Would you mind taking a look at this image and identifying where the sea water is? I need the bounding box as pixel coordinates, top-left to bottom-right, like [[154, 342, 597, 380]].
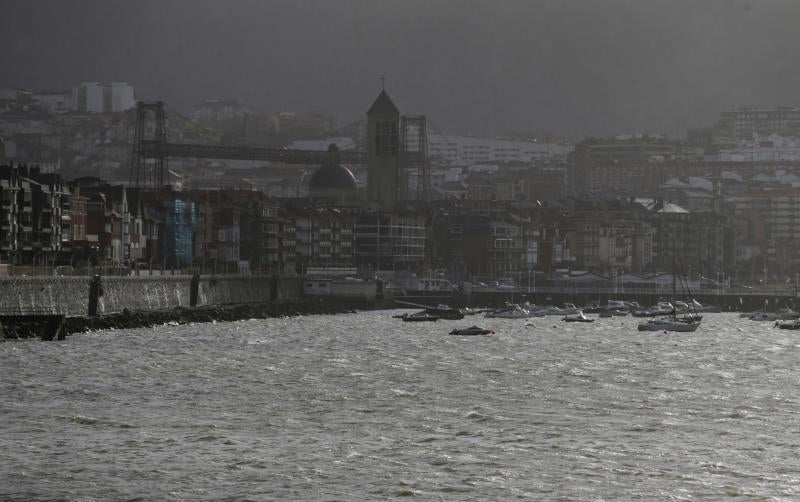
[[1, 312, 799, 500]]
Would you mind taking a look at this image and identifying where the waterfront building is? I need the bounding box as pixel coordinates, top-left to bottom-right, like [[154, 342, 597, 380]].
[[80, 191, 114, 261], [65, 186, 87, 248], [124, 187, 158, 264], [431, 212, 525, 283], [354, 210, 426, 273], [0, 165, 22, 257], [72, 182, 130, 264], [640, 199, 729, 280], [568, 199, 654, 274], [191, 190, 242, 271], [427, 201, 532, 283], [239, 199, 294, 275], [290, 206, 355, 274], [19, 165, 66, 261], [725, 187, 800, 281], [143, 189, 196, 268]]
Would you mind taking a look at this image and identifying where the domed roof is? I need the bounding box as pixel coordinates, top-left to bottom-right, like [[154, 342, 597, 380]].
[[309, 144, 357, 192]]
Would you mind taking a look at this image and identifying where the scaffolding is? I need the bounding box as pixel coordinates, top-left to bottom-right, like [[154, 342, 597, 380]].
[[400, 115, 430, 202]]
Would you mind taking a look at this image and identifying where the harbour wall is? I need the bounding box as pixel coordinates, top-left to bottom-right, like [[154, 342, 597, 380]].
[[5, 276, 791, 318], [0, 275, 304, 316]]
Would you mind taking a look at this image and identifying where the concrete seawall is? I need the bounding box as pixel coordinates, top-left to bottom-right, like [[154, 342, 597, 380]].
[[0, 275, 304, 316]]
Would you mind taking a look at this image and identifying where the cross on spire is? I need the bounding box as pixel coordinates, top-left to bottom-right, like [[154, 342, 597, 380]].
[[380, 75, 387, 90]]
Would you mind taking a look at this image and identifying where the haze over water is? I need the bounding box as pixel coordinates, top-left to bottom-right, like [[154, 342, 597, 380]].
[[2, 311, 799, 500]]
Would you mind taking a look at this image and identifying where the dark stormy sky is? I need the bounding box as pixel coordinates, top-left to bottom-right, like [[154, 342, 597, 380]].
[[3, 0, 800, 140]]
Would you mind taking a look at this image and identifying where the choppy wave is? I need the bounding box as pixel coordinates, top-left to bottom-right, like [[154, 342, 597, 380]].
[[1, 312, 799, 500]]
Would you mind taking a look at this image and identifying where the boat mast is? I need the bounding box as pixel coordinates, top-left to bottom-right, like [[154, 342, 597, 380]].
[[672, 245, 677, 300]]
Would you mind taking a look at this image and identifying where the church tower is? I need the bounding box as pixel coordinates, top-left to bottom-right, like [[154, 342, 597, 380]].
[[366, 89, 400, 210]]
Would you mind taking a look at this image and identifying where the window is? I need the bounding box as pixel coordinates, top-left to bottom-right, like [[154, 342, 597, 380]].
[[375, 121, 398, 157]]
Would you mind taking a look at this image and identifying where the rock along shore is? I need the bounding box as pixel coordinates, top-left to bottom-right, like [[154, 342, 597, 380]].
[[2, 299, 378, 340], [66, 299, 378, 335]]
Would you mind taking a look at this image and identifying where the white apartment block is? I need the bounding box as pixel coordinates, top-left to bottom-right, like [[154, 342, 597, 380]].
[[429, 134, 572, 165], [72, 82, 135, 113]]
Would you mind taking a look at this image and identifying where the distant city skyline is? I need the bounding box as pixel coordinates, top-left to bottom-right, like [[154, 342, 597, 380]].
[[3, 0, 800, 140]]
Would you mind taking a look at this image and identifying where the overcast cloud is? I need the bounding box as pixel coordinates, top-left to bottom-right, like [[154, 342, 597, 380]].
[[2, 0, 800, 139]]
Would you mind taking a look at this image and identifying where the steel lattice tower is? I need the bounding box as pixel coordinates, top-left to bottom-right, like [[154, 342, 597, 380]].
[[131, 101, 167, 188]]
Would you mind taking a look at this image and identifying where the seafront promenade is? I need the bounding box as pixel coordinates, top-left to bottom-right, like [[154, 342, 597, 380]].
[[0, 273, 794, 318]]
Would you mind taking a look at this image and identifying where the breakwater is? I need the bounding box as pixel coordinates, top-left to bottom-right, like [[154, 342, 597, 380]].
[[2, 299, 374, 339], [65, 299, 369, 336], [0, 274, 311, 340]]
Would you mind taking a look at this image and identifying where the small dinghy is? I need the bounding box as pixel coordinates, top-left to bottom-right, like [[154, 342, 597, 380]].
[[449, 325, 493, 336]]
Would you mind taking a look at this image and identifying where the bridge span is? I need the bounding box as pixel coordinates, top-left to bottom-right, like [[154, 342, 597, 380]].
[[137, 141, 366, 164]]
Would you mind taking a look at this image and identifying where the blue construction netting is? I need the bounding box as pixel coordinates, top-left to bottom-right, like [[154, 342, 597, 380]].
[[159, 197, 196, 266]]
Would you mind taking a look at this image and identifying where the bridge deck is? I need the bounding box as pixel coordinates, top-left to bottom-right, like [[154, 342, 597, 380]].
[[139, 141, 366, 164]]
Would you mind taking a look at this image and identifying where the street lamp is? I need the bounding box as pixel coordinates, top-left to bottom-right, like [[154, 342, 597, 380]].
[[527, 267, 532, 294], [33, 250, 43, 276]]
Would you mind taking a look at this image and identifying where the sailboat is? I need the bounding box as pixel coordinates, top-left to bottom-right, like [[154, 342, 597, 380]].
[[637, 257, 701, 333]]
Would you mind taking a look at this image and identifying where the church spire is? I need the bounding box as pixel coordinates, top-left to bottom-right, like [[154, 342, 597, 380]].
[[367, 88, 399, 116]]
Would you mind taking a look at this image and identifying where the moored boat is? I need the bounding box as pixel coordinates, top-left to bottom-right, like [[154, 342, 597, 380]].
[[600, 309, 629, 318], [425, 304, 464, 320], [562, 311, 594, 323], [637, 318, 700, 332], [485, 303, 531, 319], [449, 325, 493, 336], [749, 312, 780, 322], [632, 301, 676, 317], [401, 311, 440, 322]]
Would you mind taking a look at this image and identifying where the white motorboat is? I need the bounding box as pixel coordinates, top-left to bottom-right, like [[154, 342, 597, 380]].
[[632, 301, 676, 318], [560, 303, 581, 315], [562, 311, 594, 323], [776, 319, 800, 330]]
